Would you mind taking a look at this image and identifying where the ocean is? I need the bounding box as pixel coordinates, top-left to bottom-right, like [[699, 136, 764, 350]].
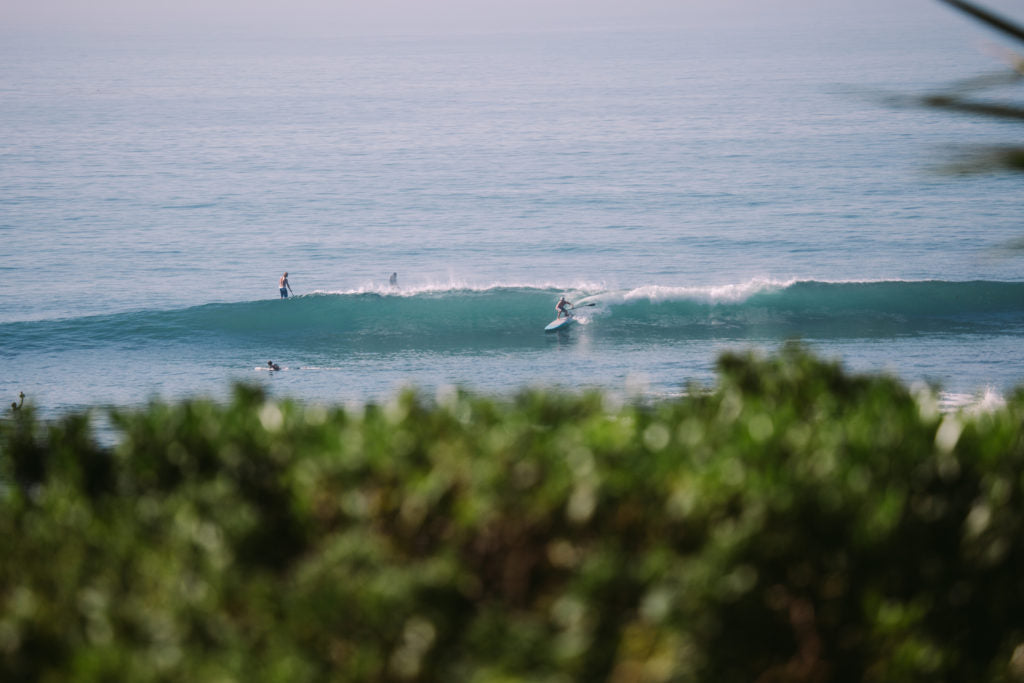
[[3, 3, 1023, 418]]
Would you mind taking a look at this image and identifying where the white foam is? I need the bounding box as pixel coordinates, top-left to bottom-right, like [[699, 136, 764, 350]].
[[576, 277, 798, 307], [302, 276, 926, 306], [306, 277, 609, 298], [939, 386, 1007, 415]]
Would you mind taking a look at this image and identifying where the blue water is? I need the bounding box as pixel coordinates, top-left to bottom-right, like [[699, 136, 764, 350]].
[[3, 3, 1024, 415]]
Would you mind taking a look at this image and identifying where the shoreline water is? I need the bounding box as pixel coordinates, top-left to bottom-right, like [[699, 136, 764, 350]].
[[4, 348, 1018, 454]]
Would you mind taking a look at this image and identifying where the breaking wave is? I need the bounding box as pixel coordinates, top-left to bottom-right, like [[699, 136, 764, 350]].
[[5, 279, 1024, 353]]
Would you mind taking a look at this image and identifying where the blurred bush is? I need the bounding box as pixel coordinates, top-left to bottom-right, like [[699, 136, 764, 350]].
[[3, 344, 1024, 682]]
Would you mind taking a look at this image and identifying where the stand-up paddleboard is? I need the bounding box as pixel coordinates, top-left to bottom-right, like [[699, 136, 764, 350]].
[[544, 316, 575, 332]]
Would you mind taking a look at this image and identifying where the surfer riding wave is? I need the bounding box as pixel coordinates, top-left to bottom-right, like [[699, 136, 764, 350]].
[[555, 296, 573, 319]]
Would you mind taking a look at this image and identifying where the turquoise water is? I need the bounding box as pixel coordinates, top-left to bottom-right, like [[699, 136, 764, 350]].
[[3, 4, 1024, 414]]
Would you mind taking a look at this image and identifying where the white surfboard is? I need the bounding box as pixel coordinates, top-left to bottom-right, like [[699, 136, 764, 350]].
[[544, 316, 575, 332]]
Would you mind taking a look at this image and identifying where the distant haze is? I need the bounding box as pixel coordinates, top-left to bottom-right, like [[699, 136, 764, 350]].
[[4, 0, 928, 37]]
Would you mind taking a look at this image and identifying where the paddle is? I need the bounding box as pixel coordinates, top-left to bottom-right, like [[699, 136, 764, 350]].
[[560, 303, 596, 318]]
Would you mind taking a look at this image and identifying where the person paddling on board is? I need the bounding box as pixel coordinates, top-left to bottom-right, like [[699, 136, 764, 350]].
[[267, 361, 281, 371], [279, 272, 293, 299], [555, 296, 574, 319]]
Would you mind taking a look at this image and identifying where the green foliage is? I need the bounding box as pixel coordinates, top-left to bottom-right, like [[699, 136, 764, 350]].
[[3, 345, 1024, 682]]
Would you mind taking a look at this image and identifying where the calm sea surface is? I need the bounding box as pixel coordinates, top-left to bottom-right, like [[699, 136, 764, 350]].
[[2, 5, 1023, 417]]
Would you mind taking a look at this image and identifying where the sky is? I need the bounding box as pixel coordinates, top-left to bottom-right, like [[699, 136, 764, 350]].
[[2, 0, 953, 37], [3, 0, 1024, 64]]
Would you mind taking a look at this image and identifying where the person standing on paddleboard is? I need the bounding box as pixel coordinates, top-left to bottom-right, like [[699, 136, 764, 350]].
[[279, 272, 293, 298], [555, 296, 573, 319]]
